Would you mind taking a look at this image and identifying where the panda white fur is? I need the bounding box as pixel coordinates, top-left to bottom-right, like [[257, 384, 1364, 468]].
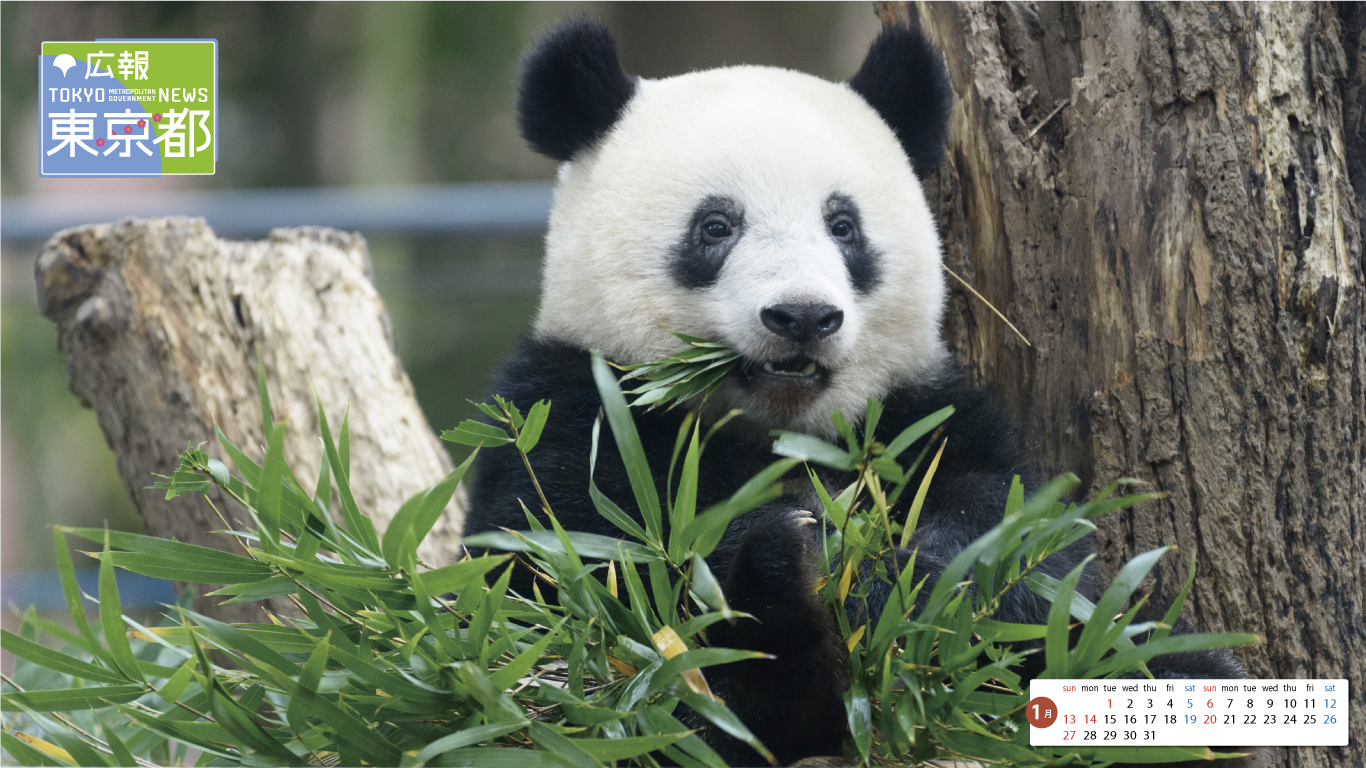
[[464, 18, 1245, 766]]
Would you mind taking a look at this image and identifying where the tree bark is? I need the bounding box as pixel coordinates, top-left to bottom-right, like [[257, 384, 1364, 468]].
[[36, 218, 464, 622], [879, 2, 1364, 766]]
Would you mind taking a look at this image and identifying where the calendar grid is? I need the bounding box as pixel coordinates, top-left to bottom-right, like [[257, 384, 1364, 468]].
[[1028, 679, 1349, 747]]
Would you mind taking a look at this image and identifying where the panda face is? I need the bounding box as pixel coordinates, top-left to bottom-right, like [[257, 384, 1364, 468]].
[[523, 23, 953, 436]]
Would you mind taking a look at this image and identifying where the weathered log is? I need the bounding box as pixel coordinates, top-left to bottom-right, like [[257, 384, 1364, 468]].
[[36, 218, 463, 621], [880, 3, 1364, 766]]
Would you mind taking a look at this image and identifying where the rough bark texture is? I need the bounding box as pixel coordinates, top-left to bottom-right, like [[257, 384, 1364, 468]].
[[880, 3, 1364, 766], [36, 218, 463, 622]]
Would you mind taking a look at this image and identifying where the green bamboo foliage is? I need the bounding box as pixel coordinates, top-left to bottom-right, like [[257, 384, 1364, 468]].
[[2, 355, 1256, 767]]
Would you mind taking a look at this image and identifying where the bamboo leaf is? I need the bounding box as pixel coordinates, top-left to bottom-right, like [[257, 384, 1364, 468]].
[[651, 648, 770, 697], [1, 686, 147, 712], [680, 692, 776, 766], [570, 734, 690, 763], [93, 712, 137, 768], [588, 413, 651, 544], [112, 705, 240, 760], [515, 399, 552, 453], [53, 530, 114, 667], [82, 551, 267, 585], [1154, 555, 1199, 643], [883, 405, 954, 460], [442, 420, 513, 447], [317, 396, 380, 554], [463, 530, 662, 563], [255, 420, 288, 549], [2, 731, 72, 766], [687, 554, 730, 616], [420, 554, 513, 594], [382, 450, 477, 569], [899, 437, 947, 549], [669, 418, 702, 561], [0, 630, 126, 684], [256, 356, 274, 437], [415, 722, 527, 763], [60, 527, 271, 580], [428, 747, 573, 768], [98, 530, 143, 684], [524, 722, 598, 768], [488, 619, 566, 691], [591, 352, 663, 545], [1073, 546, 1172, 668], [1043, 557, 1092, 678], [44, 726, 111, 766], [846, 680, 873, 761], [681, 458, 800, 557], [1087, 632, 1259, 679], [285, 633, 330, 734], [769, 431, 856, 471]]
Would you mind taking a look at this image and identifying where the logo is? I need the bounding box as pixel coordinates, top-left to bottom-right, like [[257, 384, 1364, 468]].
[[40, 39, 217, 177]]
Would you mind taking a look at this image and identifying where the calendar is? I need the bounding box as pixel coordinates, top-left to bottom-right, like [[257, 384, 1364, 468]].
[[1028, 679, 1349, 746]]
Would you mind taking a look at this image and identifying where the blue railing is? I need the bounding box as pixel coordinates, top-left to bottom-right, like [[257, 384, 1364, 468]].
[[0, 181, 555, 242], [2, 569, 179, 612]]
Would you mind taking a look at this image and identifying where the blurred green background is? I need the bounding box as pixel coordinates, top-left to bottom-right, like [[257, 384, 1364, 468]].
[[0, 1, 883, 576]]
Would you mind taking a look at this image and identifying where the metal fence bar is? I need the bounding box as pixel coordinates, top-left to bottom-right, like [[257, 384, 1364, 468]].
[[0, 181, 555, 243]]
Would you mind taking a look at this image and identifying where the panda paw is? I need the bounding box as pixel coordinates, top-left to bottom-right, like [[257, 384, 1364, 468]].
[[718, 506, 824, 626], [699, 506, 849, 764]]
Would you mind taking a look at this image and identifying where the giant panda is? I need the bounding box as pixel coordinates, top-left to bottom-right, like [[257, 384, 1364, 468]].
[[463, 17, 1246, 766]]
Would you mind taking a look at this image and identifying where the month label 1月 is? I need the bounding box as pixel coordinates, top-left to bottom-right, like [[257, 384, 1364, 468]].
[[1028, 680, 1348, 746]]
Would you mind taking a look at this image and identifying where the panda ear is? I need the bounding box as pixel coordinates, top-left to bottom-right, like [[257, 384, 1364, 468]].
[[848, 23, 953, 178], [517, 18, 637, 162]]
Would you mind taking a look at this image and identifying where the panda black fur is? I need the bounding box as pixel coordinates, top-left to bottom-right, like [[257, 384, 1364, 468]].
[[464, 18, 1247, 766]]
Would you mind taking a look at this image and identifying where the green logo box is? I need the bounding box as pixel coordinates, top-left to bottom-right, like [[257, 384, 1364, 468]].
[[40, 39, 217, 177]]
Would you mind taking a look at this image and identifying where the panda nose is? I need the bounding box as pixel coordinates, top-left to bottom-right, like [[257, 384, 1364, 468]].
[[760, 303, 844, 344]]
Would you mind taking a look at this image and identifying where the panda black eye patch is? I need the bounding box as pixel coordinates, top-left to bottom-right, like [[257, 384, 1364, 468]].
[[672, 196, 743, 290], [826, 193, 881, 294]]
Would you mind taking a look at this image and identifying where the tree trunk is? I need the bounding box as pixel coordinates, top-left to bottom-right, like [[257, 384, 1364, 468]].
[[36, 218, 464, 622], [879, 2, 1364, 766]]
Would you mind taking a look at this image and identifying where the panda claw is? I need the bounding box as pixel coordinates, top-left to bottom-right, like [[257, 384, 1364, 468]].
[[790, 509, 817, 526]]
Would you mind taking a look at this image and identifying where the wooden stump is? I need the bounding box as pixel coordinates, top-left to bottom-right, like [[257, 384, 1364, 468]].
[[37, 218, 464, 621]]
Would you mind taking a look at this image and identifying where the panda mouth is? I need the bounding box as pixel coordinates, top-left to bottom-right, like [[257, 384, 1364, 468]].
[[744, 356, 827, 385]]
